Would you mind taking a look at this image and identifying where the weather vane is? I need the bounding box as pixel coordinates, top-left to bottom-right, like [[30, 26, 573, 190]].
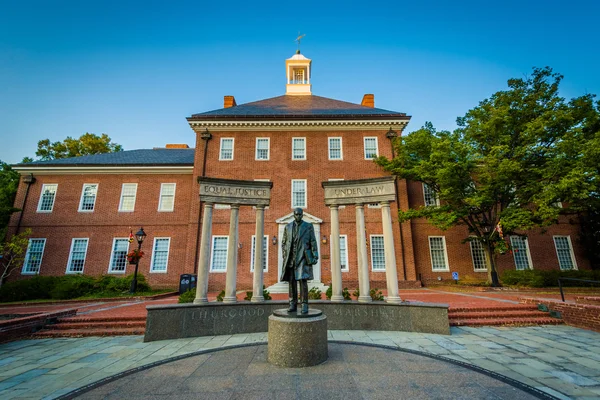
[[295, 32, 306, 52]]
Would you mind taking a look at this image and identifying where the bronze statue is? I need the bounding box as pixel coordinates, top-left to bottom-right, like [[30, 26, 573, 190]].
[[281, 208, 319, 314]]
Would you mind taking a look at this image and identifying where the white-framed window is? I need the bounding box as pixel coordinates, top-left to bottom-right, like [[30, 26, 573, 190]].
[[256, 138, 270, 160], [292, 137, 306, 160], [108, 238, 129, 273], [79, 184, 98, 212], [553, 236, 577, 270], [210, 236, 229, 272], [66, 238, 89, 274], [331, 234, 349, 272], [118, 183, 138, 212], [364, 137, 379, 159], [150, 238, 171, 273], [214, 204, 231, 210], [158, 183, 176, 212], [469, 239, 487, 272], [370, 235, 385, 271], [328, 137, 343, 160], [291, 179, 307, 208], [37, 184, 58, 212], [423, 183, 440, 207], [22, 238, 46, 275], [250, 235, 268, 272], [219, 138, 234, 160], [510, 236, 533, 270], [429, 236, 449, 271]]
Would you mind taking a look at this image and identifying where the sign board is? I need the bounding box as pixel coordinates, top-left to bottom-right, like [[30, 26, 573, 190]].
[[452, 272, 459, 281], [199, 177, 272, 206], [322, 177, 396, 206]]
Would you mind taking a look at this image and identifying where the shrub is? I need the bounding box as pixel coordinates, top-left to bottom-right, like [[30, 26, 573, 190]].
[[342, 287, 351, 300], [325, 284, 332, 300], [501, 270, 600, 287], [244, 286, 272, 301], [50, 275, 96, 299], [0, 276, 58, 302], [370, 288, 384, 301], [179, 289, 195, 303], [216, 290, 225, 302], [308, 287, 322, 300], [352, 288, 360, 299]]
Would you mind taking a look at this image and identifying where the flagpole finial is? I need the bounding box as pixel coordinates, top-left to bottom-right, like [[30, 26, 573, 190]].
[[295, 32, 306, 53]]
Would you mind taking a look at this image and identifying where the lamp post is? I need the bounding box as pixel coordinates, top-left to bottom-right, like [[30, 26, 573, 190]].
[[130, 227, 147, 294]]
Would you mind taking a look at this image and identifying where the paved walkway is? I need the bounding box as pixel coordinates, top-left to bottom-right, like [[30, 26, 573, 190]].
[[1, 325, 600, 399]]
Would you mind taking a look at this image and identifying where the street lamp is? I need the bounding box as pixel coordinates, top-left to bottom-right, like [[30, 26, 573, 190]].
[[130, 227, 147, 294]]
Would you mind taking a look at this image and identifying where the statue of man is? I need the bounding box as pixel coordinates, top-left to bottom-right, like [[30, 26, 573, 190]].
[[281, 208, 319, 314]]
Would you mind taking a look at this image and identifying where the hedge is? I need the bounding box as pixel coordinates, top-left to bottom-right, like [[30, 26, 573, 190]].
[[501, 270, 600, 288]]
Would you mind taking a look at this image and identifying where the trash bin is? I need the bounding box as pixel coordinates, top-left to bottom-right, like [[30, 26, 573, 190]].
[[179, 274, 197, 294]]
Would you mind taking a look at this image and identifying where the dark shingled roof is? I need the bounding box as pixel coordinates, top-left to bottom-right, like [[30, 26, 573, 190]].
[[188, 95, 409, 120], [15, 149, 195, 167]]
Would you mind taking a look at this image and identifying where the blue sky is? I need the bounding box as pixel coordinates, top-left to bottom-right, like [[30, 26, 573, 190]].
[[1, 0, 599, 164]]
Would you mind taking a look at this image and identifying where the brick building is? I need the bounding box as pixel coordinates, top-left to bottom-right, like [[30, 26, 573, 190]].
[[8, 51, 588, 290]]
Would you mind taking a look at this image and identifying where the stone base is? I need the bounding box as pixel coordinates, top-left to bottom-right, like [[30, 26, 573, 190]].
[[267, 310, 328, 368]]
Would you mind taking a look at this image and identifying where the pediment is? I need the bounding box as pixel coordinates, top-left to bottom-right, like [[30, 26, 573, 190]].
[[275, 211, 323, 224]]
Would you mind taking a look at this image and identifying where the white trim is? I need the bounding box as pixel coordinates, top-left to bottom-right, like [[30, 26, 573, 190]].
[[255, 137, 270, 161], [428, 236, 450, 272], [21, 238, 46, 275], [189, 119, 410, 132], [78, 183, 98, 213], [291, 137, 306, 160], [328, 137, 343, 160], [510, 236, 534, 270], [553, 235, 578, 271], [364, 137, 379, 159], [250, 235, 269, 272], [469, 239, 487, 272], [370, 234, 385, 272], [219, 138, 235, 161], [423, 183, 440, 206], [210, 235, 229, 273], [108, 238, 129, 274], [331, 234, 349, 272], [150, 237, 171, 273], [66, 238, 89, 274], [291, 179, 307, 209], [36, 184, 58, 213], [15, 166, 193, 175], [158, 183, 176, 212], [118, 183, 138, 212]]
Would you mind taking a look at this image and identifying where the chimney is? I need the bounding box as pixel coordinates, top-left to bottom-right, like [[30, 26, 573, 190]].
[[361, 94, 375, 108], [224, 95, 237, 108], [165, 144, 190, 149]]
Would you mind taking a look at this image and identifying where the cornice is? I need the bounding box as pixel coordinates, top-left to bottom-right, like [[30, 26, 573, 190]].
[[13, 166, 194, 176], [188, 119, 410, 132]]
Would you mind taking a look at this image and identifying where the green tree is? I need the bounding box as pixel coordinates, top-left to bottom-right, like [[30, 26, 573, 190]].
[[0, 229, 31, 288], [0, 161, 20, 237], [35, 133, 123, 160], [376, 67, 595, 285]]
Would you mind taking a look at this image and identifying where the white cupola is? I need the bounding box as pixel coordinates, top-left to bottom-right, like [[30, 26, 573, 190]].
[[285, 50, 312, 95]]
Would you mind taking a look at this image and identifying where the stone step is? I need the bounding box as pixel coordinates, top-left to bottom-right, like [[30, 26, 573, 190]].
[[45, 321, 146, 330], [449, 305, 538, 313], [58, 316, 147, 323], [449, 310, 551, 320], [33, 327, 145, 338], [450, 317, 564, 327]]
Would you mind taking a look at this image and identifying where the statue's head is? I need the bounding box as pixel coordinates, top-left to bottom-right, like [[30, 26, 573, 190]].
[[293, 208, 303, 223]]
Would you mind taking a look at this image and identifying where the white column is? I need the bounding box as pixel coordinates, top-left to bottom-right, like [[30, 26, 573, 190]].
[[330, 205, 344, 302], [251, 205, 265, 302], [194, 203, 213, 304], [355, 204, 371, 303], [223, 204, 240, 303], [381, 201, 401, 303]]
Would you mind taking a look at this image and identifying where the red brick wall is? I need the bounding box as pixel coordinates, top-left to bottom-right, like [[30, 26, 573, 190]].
[[520, 297, 600, 332]]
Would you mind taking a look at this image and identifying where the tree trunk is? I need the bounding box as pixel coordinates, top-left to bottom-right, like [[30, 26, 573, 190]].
[[484, 243, 500, 287]]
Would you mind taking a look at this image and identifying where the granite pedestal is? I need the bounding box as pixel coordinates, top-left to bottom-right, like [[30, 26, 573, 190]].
[[267, 309, 328, 368]]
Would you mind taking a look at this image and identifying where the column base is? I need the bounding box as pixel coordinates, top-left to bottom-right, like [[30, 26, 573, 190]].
[[330, 295, 345, 302], [358, 295, 372, 303], [386, 296, 402, 304], [251, 296, 265, 303], [223, 296, 237, 303], [193, 298, 208, 304]]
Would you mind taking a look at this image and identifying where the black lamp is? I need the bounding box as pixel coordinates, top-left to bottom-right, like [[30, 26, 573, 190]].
[[130, 227, 147, 294], [272, 236, 277, 245]]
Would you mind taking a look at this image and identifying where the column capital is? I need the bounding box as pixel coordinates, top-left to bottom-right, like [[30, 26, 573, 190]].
[[255, 204, 265, 210], [355, 203, 365, 209], [380, 201, 390, 207], [330, 204, 339, 210], [230, 204, 241, 210]]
